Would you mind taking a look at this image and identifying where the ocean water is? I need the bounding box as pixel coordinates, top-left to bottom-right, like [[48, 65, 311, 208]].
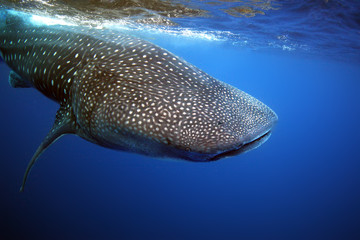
[[1, 1, 360, 239]]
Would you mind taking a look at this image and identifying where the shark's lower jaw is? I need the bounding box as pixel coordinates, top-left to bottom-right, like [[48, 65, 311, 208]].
[[208, 130, 272, 161]]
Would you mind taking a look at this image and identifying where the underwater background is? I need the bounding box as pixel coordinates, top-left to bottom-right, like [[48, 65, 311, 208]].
[[1, 0, 360, 239]]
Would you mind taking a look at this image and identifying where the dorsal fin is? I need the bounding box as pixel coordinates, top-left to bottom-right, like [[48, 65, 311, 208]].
[[20, 104, 77, 192], [9, 71, 32, 88]]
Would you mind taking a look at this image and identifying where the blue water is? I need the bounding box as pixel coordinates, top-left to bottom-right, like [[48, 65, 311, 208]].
[[1, 2, 360, 240]]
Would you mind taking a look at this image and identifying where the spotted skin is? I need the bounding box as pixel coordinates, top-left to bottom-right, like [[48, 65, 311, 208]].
[[0, 14, 277, 191]]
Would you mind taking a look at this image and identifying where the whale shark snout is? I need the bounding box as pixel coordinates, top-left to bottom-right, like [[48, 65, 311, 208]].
[[168, 84, 278, 161], [202, 97, 277, 161], [219, 105, 278, 159]]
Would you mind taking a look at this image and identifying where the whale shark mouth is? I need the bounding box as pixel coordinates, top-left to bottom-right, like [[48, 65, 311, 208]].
[[209, 130, 272, 161]]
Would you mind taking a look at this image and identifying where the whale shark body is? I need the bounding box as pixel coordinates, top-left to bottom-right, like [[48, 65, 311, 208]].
[[0, 11, 277, 191]]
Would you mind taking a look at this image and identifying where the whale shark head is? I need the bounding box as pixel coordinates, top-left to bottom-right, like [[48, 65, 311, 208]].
[[80, 78, 278, 161], [70, 36, 278, 161]]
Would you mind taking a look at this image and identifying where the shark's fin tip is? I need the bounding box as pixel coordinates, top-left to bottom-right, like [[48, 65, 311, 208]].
[[9, 71, 32, 88], [20, 105, 76, 191]]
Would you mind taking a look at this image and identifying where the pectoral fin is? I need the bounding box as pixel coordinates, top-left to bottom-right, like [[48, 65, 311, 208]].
[[20, 104, 77, 192], [9, 71, 32, 88]]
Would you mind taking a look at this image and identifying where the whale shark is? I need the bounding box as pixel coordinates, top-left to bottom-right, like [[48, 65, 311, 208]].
[[0, 11, 277, 191]]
